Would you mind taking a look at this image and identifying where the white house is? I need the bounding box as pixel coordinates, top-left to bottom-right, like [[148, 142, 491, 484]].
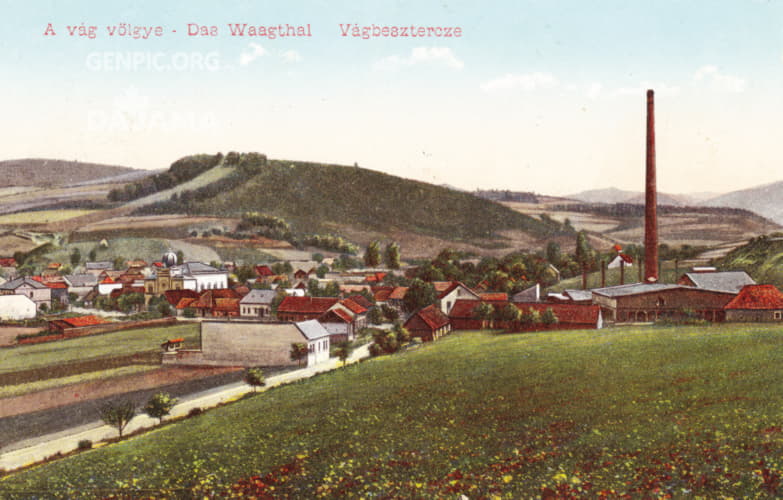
[[97, 277, 123, 296], [0, 277, 52, 310], [296, 319, 331, 366], [171, 262, 228, 292], [240, 289, 277, 319], [437, 281, 480, 315], [0, 295, 37, 320]]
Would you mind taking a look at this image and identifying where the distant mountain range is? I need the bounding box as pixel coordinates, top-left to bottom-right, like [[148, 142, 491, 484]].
[[567, 188, 721, 207]]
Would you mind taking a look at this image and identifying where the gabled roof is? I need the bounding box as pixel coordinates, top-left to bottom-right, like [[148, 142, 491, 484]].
[[278, 296, 339, 314], [320, 308, 353, 324], [389, 286, 408, 300], [0, 258, 17, 267], [176, 297, 197, 309], [592, 283, 681, 298], [681, 271, 755, 293], [0, 277, 48, 290], [164, 289, 200, 306], [240, 289, 277, 305], [564, 289, 593, 302], [346, 294, 373, 309], [213, 298, 240, 312], [364, 272, 387, 283], [725, 284, 783, 310], [100, 276, 117, 284], [436, 281, 480, 300], [448, 299, 491, 319], [64, 274, 98, 287], [295, 319, 331, 340], [177, 262, 224, 276], [255, 265, 275, 277], [372, 286, 394, 302], [406, 304, 450, 330], [339, 298, 368, 315]]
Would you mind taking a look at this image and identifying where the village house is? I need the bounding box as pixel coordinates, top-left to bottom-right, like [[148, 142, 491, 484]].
[[49, 315, 108, 334], [511, 284, 540, 303], [84, 261, 114, 277], [0, 277, 52, 311], [608, 253, 634, 269], [435, 281, 480, 316], [404, 304, 451, 342], [164, 319, 331, 367], [0, 295, 36, 320], [63, 274, 99, 301], [724, 284, 783, 322], [239, 289, 277, 319], [276, 296, 339, 322], [97, 276, 123, 296]]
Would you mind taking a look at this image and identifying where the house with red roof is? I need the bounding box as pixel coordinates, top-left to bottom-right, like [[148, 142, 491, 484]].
[[725, 284, 783, 322], [436, 281, 480, 316], [277, 296, 339, 322], [404, 304, 451, 342], [448, 299, 603, 331]]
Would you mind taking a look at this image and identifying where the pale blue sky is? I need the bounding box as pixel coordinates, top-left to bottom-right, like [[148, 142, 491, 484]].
[[2, 1, 783, 195]]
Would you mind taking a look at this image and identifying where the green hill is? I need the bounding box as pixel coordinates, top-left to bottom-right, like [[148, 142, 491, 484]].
[[714, 233, 783, 287], [136, 155, 567, 243], [4, 325, 783, 498]]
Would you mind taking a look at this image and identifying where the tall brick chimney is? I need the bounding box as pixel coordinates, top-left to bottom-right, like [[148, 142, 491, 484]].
[[644, 89, 659, 283]]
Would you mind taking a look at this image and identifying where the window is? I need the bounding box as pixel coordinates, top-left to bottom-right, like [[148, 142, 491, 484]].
[[775, 311, 782, 320]]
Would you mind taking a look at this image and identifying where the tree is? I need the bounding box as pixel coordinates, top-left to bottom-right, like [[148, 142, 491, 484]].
[[315, 263, 329, 278], [520, 307, 542, 329], [70, 248, 81, 267], [541, 307, 559, 327], [380, 303, 399, 322], [575, 231, 594, 269], [403, 279, 437, 312], [364, 241, 381, 267], [474, 302, 495, 329], [235, 264, 255, 284], [88, 247, 97, 261], [176, 250, 185, 265], [546, 241, 561, 266], [290, 343, 308, 367], [368, 307, 384, 325], [143, 392, 178, 424], [312, 253, 324, 263], [332, 341, 353, 367], [384, 242, 401, 270], [113, 256, 126, 271], [100, 400, 136, 438], [497, 303, 521, 324], [244, 367, 266, 392], [117, 292, 145, 313]]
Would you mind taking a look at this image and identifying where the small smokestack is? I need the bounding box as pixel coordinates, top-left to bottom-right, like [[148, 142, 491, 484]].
[[644, 89, 659, 283]]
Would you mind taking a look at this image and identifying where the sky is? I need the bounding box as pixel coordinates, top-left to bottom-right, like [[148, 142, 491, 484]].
[[2, 0, 783, 196]]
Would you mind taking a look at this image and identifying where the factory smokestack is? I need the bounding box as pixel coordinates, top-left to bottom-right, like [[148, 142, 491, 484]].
[[644, 89, 659, 283]]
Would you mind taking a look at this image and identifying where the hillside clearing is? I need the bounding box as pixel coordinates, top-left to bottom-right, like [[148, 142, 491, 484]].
[[3, 324, 783, 498]]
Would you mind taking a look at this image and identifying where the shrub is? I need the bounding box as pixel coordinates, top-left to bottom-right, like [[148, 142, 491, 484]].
[[77, 439, 92, 450], [187, 407, 203, 417]]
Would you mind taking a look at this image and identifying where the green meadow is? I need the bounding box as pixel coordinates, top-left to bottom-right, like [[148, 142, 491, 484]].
[[2, 324, 783, 498]]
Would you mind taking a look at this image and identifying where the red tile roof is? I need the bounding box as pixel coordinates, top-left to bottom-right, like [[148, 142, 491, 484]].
[[406, 304, 450, 331], [320, 308, 353, 324], [725, 284, 783, 310], [207, 289, 241, 299], [365, 272, 387, 283], [479, 293, 508, 302], [514, 302, 602, 325], [340, 298, 368, 315], [278, 296, 339, 314], [255, 265, 275, 277], [0, 258, 16, 267], [213, 298, 241, 312], [432, 281, 454, 293], [449, 299, 493, 319], [347, 294, 373, 309], [372, 286, 394, 302], [389, 286, 408, 300], [61, 315, 108, 327], [176, 297, 197, 309], [100, 277, 116, 284], [164, 289, 200, 306]]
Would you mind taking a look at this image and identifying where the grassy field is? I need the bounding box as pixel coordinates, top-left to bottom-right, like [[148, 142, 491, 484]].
[[3, 324, 783, 498], [0, 365, 157, 399], [0, 323, 199, 374], [0, 210, 95, 225]]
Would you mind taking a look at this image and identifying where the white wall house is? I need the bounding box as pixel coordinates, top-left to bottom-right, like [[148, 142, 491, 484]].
[[172, 262, 228, 292], [0, 295, 37, 320], [296, 320, 331, 366], [0, 277, 52, 310]]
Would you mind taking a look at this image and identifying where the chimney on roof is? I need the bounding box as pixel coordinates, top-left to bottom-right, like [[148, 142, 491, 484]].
[[644, 89, 659, 283]]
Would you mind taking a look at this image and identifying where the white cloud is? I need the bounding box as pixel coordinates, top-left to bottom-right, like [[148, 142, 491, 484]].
[[479, 72, 559, 92], [586, 82, 603, 100], [239, 43, 267, 66], [281, 50, 302, 63], [374, 47, 464, 71], [693, 65, 746, 93]]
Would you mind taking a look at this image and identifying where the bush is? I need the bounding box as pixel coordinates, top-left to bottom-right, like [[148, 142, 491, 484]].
[[77, 439, 92, 450], [187, 407, 203, 417]]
